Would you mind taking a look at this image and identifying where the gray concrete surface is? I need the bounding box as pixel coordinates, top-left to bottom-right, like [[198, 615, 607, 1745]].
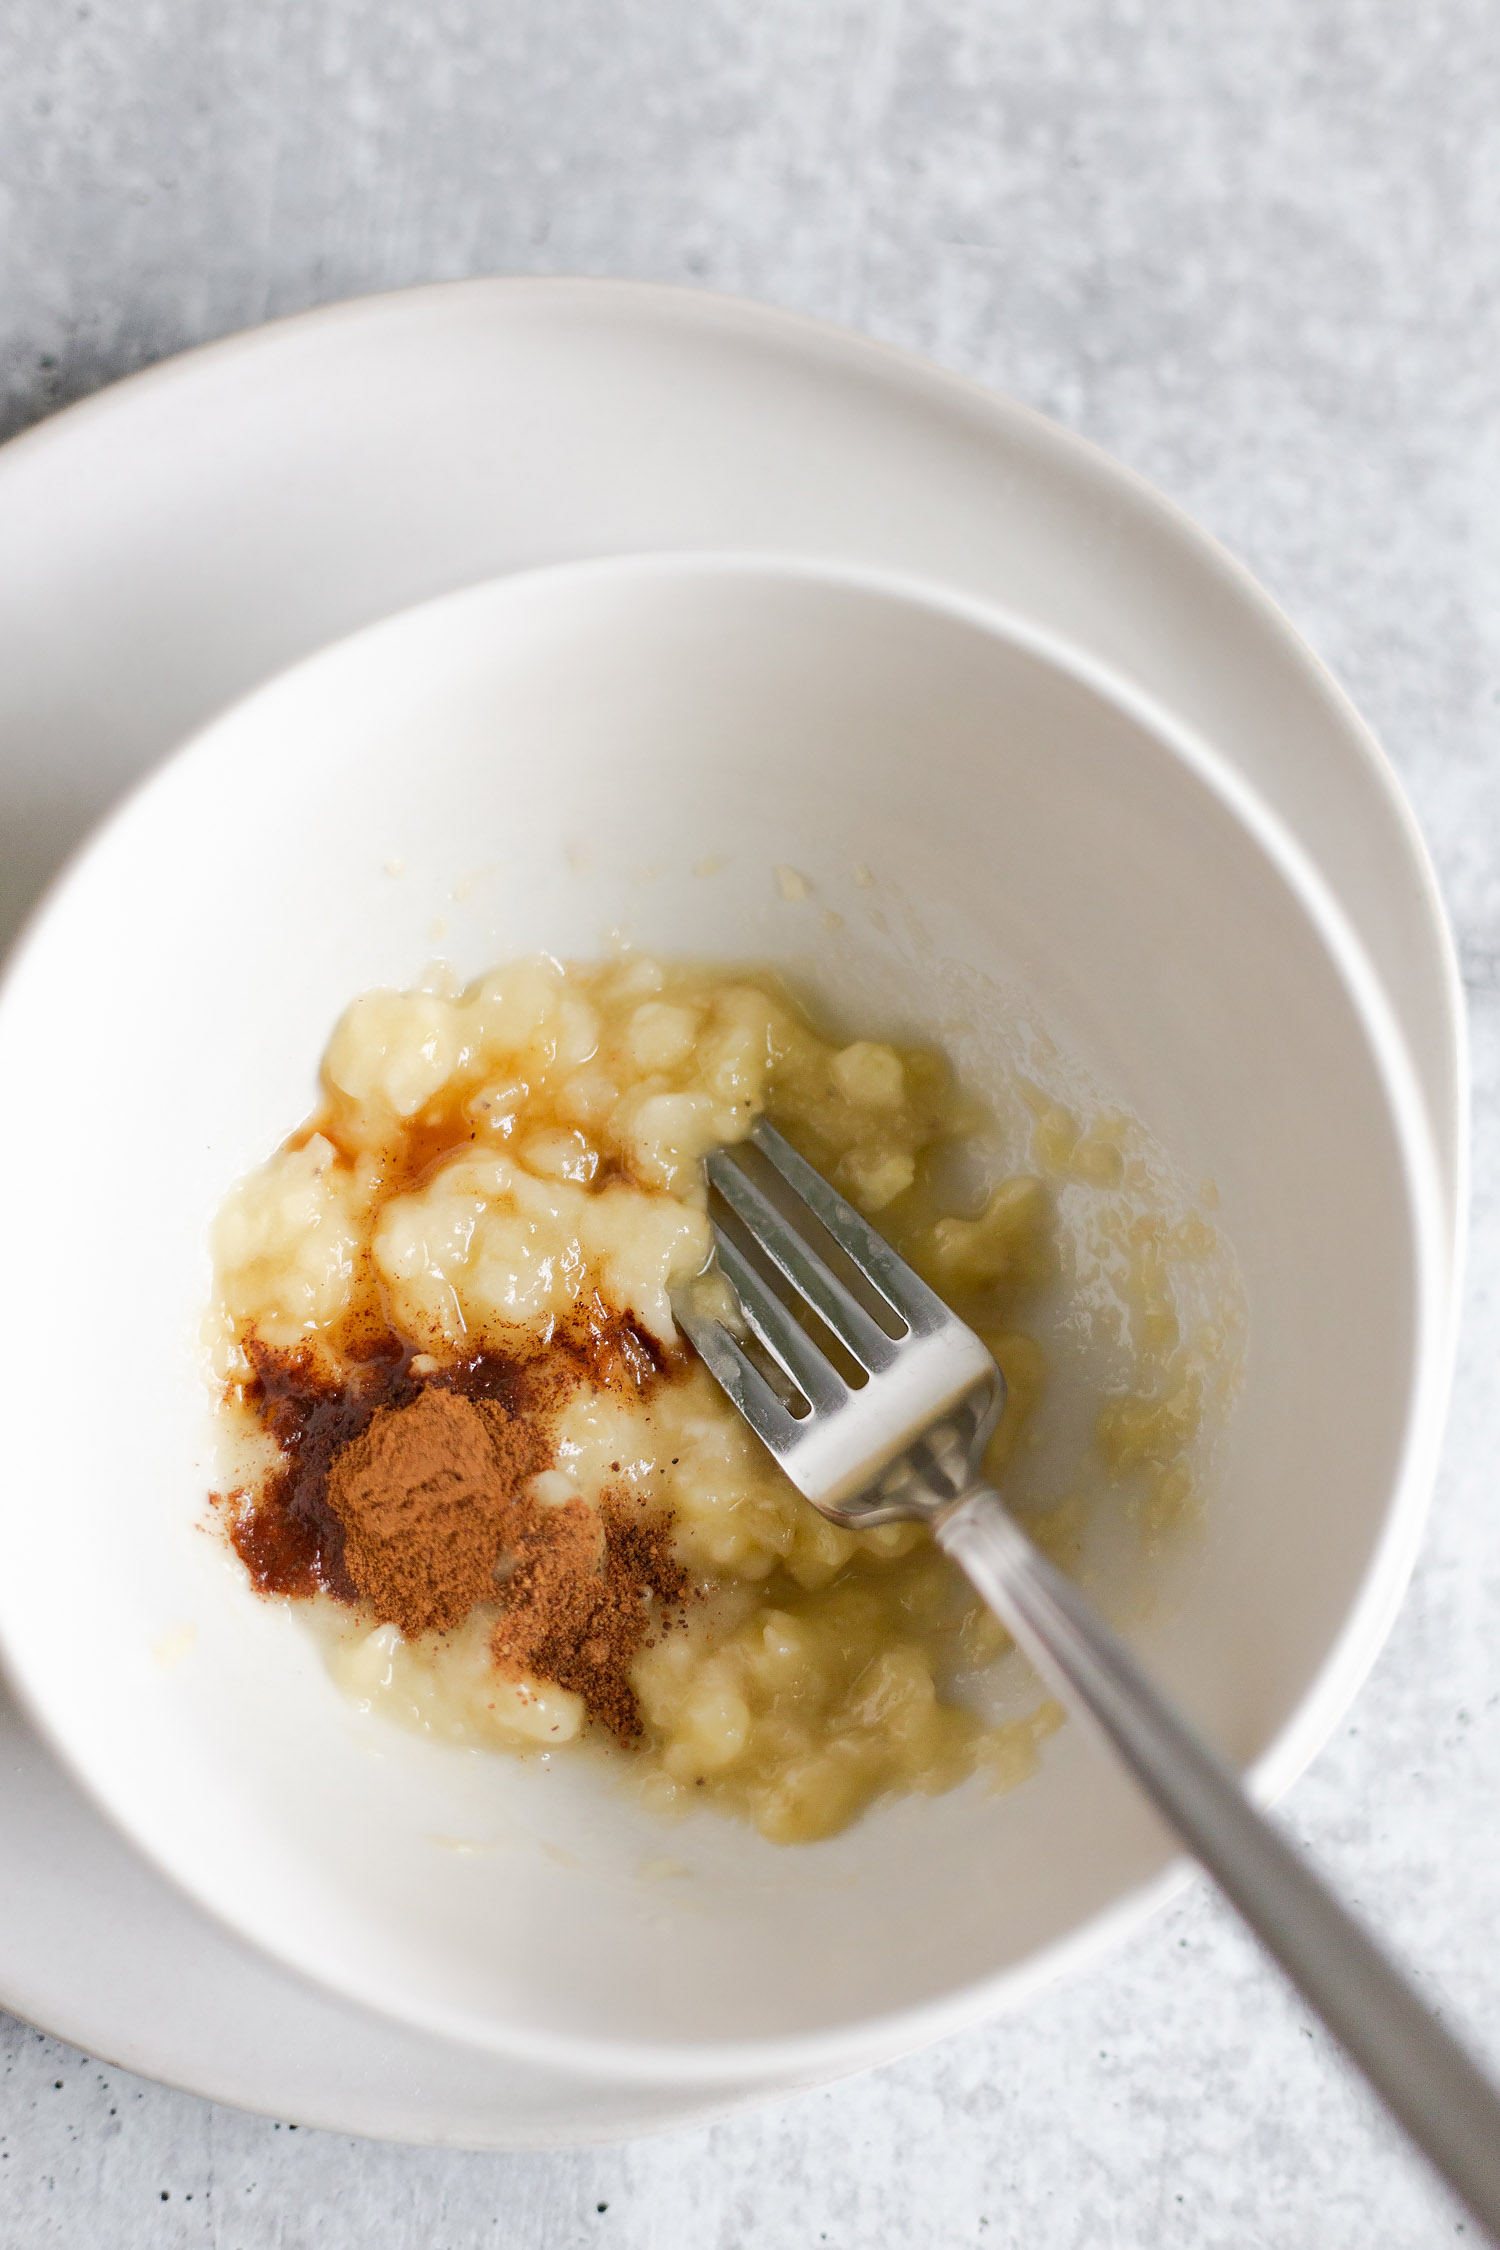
[[2, 2, 1499, 2243]]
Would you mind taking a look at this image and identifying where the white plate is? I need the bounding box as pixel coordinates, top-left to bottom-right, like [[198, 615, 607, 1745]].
[[0, 279, 1464, 2146]]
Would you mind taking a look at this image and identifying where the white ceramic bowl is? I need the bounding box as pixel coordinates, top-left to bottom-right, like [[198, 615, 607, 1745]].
[[0, 555, 1450, 2097]]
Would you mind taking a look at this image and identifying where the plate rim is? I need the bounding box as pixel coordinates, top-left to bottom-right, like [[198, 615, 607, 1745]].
[[0, 274, 1468, 2135]]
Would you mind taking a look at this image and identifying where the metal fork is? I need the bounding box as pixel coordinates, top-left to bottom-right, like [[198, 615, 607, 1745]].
[[673, 1118, 1500, 2242]]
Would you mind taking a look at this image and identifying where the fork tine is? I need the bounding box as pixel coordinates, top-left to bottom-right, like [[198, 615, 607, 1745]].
[[749, 1119, 951, 1334], [670, 1288, 805, 1459], [706, 1149, 899, 1372], [710, 1226, 850, 1414]]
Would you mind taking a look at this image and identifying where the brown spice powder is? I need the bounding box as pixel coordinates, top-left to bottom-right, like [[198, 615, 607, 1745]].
[[326, 1387, 545, 1638], [492, 1492, 689, 1743], [229, 1310, 690, 1743]]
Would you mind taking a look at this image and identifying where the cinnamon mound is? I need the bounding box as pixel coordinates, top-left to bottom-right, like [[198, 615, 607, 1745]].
[[315, 1382, 688, 1741], [230, 1316, 691, 1744], [327, 1387, 544, 1637]]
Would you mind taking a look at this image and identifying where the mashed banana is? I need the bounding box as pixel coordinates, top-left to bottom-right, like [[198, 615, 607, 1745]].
[[212, 952, 1224, 1843]]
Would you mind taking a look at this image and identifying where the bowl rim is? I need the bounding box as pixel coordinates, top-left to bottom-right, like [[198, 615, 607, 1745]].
[[0, 547, 1456, 2085]]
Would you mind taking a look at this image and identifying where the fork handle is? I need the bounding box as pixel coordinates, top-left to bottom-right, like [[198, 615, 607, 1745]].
[[939, 1487, 1500, 2241]]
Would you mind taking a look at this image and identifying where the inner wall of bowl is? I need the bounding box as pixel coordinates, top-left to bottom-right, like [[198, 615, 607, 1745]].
[[0, 562, 1428, 2060]]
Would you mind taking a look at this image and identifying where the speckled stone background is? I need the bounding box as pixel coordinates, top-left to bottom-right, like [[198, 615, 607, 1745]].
[[2, 3, 1498, 2244]]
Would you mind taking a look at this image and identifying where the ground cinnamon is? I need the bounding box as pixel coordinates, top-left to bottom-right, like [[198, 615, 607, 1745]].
[[492, 1492, 688, 1742], [228, 1312, 689, 1743], [326, 1387, 545, 1637]]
